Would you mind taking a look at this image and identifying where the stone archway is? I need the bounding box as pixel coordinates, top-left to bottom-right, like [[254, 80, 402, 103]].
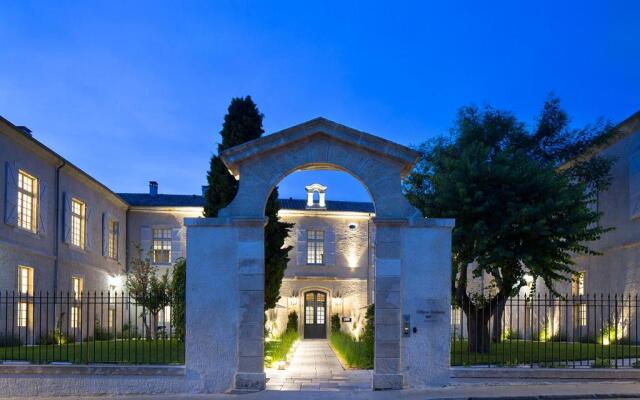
[[185, 118, 454, 392]]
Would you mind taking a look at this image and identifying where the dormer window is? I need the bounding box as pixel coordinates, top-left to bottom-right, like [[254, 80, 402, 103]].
[[305, 183, 327, 208]]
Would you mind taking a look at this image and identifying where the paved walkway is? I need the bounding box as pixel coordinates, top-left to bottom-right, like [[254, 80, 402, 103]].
[[265, 339, 372, 391]]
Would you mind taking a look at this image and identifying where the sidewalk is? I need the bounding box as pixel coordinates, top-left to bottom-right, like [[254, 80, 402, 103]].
[[9, 380, 640, 400]]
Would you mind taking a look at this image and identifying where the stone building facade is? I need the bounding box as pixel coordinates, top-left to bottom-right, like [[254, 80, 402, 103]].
[[268, 184, 375, 339], [0, 116, 201, 335], [1, 114, 377, 340]]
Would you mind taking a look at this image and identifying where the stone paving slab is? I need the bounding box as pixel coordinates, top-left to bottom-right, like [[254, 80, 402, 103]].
[[265, 339, 372, 391]]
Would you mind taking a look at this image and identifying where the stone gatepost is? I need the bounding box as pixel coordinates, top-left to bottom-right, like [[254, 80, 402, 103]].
[[401, 218, 454, 387], [185, 217, 266, 393], [373, 219, 405, 389]]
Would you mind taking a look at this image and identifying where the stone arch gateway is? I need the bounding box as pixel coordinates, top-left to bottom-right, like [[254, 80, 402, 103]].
[[184, 118, 454, 391]]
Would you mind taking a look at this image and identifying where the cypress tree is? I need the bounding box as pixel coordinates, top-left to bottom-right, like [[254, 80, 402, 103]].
[[204, 96, 293, 310]]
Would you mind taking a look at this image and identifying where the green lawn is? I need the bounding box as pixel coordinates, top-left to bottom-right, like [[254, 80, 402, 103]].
[[0, 339, 184, 364], [452, 339, 640, 366]]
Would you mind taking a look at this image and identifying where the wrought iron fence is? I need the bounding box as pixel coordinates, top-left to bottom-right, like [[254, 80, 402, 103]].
[[0, 292, 184, 364], [451, 294, 640, 368]]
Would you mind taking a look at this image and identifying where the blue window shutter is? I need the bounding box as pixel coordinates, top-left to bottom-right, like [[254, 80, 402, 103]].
[[102, 213, 109, 257], [324, 229, 336, 266], [140, 226, 152, 260], [170, 227, 183, 263], [37, 181, 47, 236], [63, 192, 71, 243], [296, 229, 307, 265], [85, 206, 93, 250], [4, 161, 18, 226]]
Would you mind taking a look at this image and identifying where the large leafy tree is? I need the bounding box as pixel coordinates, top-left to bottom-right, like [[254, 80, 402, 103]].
[[404, 97, 616, 352], [204, 96, 293, 310]]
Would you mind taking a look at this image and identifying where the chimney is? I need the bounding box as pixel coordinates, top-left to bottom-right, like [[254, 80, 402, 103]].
[[149, 181, 158, 195], [201, 185, 209, 196], [16, 126, 32, 137]]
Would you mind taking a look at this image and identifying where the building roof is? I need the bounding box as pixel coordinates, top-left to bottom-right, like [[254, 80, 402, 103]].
[[117, 193, 374, 213], [560, 109, 640, 168], [278, 198, 374, 213], [0, 115, 129, 208], [117, 193, 206, 208]]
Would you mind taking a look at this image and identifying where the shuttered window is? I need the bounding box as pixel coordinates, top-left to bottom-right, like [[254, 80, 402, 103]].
[[108, 220, 119, 259], [153, 229, 171, 264], [306, 230, 324, 265], [17, 170, 38, 233], [71, 198, 86, 248]]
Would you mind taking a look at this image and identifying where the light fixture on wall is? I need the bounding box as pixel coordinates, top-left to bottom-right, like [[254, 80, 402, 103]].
[[333, 291, 343, 306], [348, 223, 357, 231], [288, 290, 299, 306], [107, 274, 123, 292]]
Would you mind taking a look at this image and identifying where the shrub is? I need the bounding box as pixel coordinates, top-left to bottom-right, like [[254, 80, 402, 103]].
[[331, 314, 341, 333], [0, 334, 22, 347], [286, 311, 298, 332], [362, 304, 374, 361], [171, 257, 186, 341], [94, 319, 113, 340], [264, 328, 299, 367], [330, 331, 372, 369]]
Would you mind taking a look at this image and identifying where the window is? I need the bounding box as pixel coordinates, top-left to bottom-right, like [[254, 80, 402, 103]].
[[578, 303, 587, 327], [108, 309, 115, 329], [306, 230, 324, 265], [153, 229, 171, 263], [17, 170, 38, 232], [162, 306, 171, 327], [572, 272, 585, 296], [72, 276, 83, 300], [71, 306, 80, 328], [17, 266, 34, 328], [451, 306, 461, 326], [17, 266, 34, 296], [572, 272, 587, 327], [305, 292, 314, 324], [108, 220, 118, 259], [70, 198, 86, 248], [17, 302, 32, 328]]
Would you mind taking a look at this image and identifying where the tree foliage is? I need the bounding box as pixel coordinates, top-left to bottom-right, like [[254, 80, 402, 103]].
[[404, 96, 617, 351], [126, 245, 171, 340], [204, 96, 293, 310], [170, 257, 186, 341]]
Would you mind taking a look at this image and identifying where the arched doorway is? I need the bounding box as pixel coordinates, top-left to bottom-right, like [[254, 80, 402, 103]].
[[184, 117, 454, 392], [303, 290, 327, 339]]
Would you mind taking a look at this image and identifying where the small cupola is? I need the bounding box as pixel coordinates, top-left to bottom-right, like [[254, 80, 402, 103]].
[[305, 183, 327, 208]]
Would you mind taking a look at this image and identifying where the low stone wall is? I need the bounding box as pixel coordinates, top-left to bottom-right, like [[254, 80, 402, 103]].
[[451, 367, 640, 380], [0, 364, 189, 397]]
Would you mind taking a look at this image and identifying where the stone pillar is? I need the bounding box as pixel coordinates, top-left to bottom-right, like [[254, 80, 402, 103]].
[[184, 217, 266, 393], [372, 219, 405, 390], [234, 218, 267, 391], [184, 218, 239, 393], [401, 218, 454, 387]]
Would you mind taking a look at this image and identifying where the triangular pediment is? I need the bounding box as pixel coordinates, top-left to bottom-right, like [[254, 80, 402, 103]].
[[220, 117, 420, 176]]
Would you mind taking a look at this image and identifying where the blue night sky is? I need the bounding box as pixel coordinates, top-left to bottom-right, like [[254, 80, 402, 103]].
[[1, 1, 638, 203]]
